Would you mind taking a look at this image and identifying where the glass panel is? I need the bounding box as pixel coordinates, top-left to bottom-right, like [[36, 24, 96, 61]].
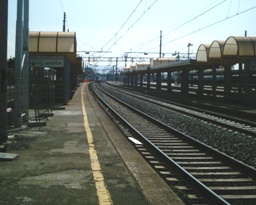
[[209, 42, 221, 59], [29, 32, 39, 52], [250, 37, 256, 55], [39, 36, 57, 52], [239, 41, 254, 56], [223, 37, 238, 56], [196, 45, 207, 62], [209, 47, 220, 58], [58, 37, 75, 52], [57, 32, 75, 52], [29, 36, 38, 52]]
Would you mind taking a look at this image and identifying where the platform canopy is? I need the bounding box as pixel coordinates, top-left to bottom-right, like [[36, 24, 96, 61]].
[[208, 40, 225, 60], [196, 36, 256, 63], [223, 36, 256, 57], [29, 31, 77, 63], [196, 44, 210, 62]]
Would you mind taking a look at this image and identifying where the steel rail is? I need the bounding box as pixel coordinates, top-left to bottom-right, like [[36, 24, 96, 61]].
[[104, 82, 256, 137], [97, 83, 256, 177], [90, 82, 233, 205]]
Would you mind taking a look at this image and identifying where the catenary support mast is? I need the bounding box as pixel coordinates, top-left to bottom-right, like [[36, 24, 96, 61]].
[[0, 0, 8, 143]]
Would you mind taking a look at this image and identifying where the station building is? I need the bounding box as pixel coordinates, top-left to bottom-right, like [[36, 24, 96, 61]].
[[29, 31, 83, 107]]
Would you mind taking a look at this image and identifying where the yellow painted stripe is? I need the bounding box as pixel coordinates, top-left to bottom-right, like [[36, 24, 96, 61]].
[[81, 83, 113, 205]]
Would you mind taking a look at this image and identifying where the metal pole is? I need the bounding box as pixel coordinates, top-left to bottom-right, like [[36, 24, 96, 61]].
[[124, 54, 127, 67], [112, 66, 114, 81], [23, 0, 29, 122], [187, 43, 193, 59], [159, 30, 162, 58], [63, 12, 66, 32], [14, 0, 24, 127], [0, 0, 8, 143], [115, 57, 118, 82], [188, 44, 190, 59]]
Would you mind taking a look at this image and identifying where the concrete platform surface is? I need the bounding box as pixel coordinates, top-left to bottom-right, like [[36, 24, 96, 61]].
[[0, 83, 183, 205]]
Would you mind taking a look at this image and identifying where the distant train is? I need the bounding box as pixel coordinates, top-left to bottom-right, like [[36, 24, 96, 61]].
[[95, 75, 102, 82]]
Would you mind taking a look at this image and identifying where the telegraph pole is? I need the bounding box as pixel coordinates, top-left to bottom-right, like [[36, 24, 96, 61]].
[[187, 43, 193, 59], [159, 30, 162, 58], [22, 0, 29, 122], [14, 0, 24, 127], [63, 12, 66, 32], [115, 57, 118, 82], [0, 0, 8, 143]]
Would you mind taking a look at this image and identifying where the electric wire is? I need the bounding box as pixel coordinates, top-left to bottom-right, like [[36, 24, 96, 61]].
[[58, 0, 69, 31], [105, 0, 159, 52], [131, 0, 226, 52], [227, 0, 233, 17], [102, 0, 143, 50], [147, 4, 256, 52], [58, 0, 65, 11], [237, 0, 240, 14], [163, 0, 226, 38], [96, 0, 159, 65], [77, 39, 98, 51]]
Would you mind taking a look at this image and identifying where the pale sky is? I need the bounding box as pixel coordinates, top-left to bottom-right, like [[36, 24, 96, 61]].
[[7, 0, 256, 68]]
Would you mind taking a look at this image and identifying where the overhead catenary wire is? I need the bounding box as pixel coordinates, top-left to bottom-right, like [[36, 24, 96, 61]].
[[105, 0, 159, 52], [58, 0, 69, 31], [130, 0, 226, 52], [58, 0, 65, 11], [102, 0, 143, 50], [147, 4, 256, 52], [163, 0, 226, 38], [95, 0, 159, 65], [77, 39, 98, 51]]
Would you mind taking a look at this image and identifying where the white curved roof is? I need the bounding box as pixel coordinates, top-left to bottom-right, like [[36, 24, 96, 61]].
[[196, 44, 210, 62], [196, 36, 256, 62], [29, 31, 77, 62], [223, 36, 256, 57], [209, 40, 225, 60]]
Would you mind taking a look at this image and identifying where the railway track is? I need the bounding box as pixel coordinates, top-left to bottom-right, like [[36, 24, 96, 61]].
[[90, 82, 256, 205], [103, 82, 256, 137]]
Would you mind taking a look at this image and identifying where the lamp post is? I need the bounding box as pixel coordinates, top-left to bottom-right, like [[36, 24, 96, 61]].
[[187, 43, 193, 59]]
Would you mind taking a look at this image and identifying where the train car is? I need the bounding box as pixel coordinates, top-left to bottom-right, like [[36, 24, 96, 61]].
[[95, 75, 102, 82]]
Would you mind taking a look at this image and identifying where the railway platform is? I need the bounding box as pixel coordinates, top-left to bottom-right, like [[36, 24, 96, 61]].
[[0, 83, 183, 205]]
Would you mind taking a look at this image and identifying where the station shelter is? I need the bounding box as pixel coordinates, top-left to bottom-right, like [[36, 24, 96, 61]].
[[29, 31, 82, 108], [123, 36, 256, 105]]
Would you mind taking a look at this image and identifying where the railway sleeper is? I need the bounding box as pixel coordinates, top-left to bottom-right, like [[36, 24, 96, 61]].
[[217, 190, 256, 196], [209, 185, 256, 191], [156, 145, 195, 149], [183, 166, 232, 170], [177, 161, 222, 165], [190, 171, 242, 176], [198, 178, 254, 183], [146, 136, 179, 140], [167, 156, 214, 160], [154, 142, 189, 146], [161, 149, 201, 152], [147, 137, 183, 140], [166, 152, 207, 156]]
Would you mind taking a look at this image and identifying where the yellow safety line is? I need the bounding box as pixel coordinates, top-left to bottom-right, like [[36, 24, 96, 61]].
[[81, 83, 113, 205]]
